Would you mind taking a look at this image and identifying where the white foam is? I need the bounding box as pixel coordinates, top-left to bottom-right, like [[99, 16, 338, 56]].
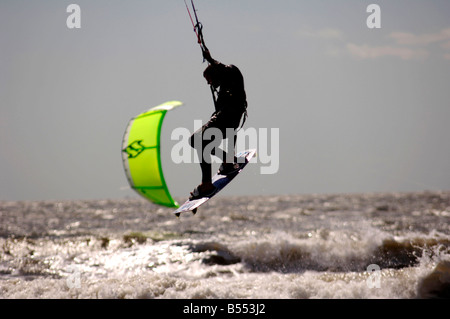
[[1, 210, 449, 299], [230, 221, 388, 273]]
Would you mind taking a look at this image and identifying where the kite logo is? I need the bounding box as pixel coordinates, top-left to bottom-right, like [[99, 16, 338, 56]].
[[123, 140, 154, 159]]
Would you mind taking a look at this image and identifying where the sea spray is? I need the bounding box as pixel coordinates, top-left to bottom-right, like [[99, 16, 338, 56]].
[[1, 191, 449, 298]]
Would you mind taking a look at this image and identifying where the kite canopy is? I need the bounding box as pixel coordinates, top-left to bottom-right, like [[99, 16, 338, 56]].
[[122, 101, 182, 207]]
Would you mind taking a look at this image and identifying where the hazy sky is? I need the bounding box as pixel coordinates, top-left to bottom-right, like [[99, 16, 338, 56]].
[[1, 0, 450, 201]]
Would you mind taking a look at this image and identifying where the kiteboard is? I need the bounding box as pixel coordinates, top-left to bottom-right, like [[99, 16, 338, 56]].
[[174, 149, 256, 217]]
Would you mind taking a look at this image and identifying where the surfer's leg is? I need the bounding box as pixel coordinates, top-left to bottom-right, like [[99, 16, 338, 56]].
[[189, 124, 216, 195], [209, 118, 239, 164], [200, 154, 212, 183], [223, 132, 238, 164]]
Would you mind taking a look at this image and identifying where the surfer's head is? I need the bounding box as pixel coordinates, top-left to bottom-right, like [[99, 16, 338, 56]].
[[203, 64, 223, 88]]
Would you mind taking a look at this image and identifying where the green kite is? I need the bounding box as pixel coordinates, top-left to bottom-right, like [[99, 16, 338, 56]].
[[122, 101, 182, 207]]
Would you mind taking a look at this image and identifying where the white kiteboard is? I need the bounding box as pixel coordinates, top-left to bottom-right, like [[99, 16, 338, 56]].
[[174, 149, 256, 217]]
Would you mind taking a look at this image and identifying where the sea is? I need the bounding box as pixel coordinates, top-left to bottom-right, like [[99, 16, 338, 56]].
[[1, 191, 449, 300]]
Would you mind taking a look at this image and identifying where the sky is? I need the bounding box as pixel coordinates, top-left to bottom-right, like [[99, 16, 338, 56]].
[[1, 0, 450, 201]]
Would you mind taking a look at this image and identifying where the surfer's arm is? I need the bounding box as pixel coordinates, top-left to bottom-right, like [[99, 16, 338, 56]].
[[202, 49, 217, 65]]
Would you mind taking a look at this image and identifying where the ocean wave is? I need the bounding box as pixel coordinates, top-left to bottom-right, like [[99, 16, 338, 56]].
[[1, 192, 449, 299], [226, 230, 450, 274], [416, 260, 450, 298]]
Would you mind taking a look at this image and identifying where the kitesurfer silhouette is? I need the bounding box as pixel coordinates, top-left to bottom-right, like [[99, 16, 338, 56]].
[[189, 49, 248, 200]]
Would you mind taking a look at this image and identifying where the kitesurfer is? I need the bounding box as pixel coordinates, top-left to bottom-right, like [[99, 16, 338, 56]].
[[189, 49, 248, 200]]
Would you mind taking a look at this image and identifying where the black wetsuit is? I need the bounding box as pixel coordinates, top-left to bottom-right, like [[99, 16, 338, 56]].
[[189, 62, 248, 184]]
